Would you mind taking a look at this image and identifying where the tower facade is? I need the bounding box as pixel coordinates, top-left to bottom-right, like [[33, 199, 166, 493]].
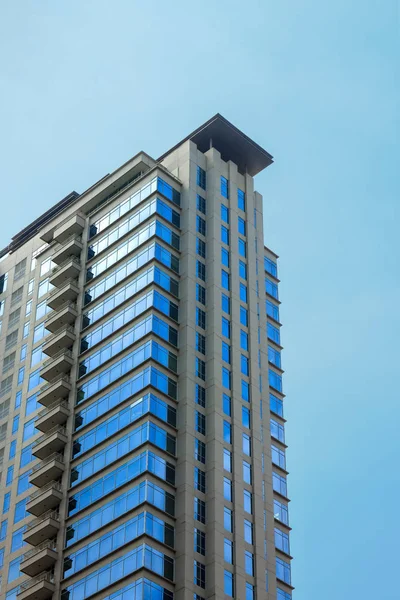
[[0, 115, 292, 600]]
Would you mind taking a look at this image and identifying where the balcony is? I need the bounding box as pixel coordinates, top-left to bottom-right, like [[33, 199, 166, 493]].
[[26, 481, 63, 517], [40, 349, 73, 382], [20, 541, 57, 577], [42, 325, 75, 356], [23, 510, 60, 546], [37, 375, 71, 407], [44, 302, 78, 333], [52, 235, 83, 265], [49, 256, 81, 288], [32, 426, 68, 460], [29, 453, 65, 488], [35, 400, 70, 433], [47, 280, 79, 310], [53, 213, 85, 244], [18, 571, 55, 600]]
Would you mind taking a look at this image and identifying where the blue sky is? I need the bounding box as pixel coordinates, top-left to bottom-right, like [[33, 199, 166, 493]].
[[0, 1, 399, 598]]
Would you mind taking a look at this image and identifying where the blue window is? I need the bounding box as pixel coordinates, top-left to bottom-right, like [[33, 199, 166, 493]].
[[11, 526, 26, 552], [269, 370, 283, 392], [276, 557, 291, 585], [277, 589, 292, 600], [196, 238, 206, 259], [222, 367, 231, 390], [240, 306, 248, 326], [33, 322, 45, 343], [241, 380, 250, 402], [244, 519, 253, 544], [238, 189, 245, 211], [196, 283, 206, 305], [223, 394, 231, 417], [14, 392, 22, 411], [243, 433, 251, 456], [0, 520, 7, 541], [221, 247, 230, 267], [270, 393, 284, 417], [23, 321, 30, 338], [266, 278, 278, 299], [267, 323, 280, 344], [222, 342, 231, 364], [244, 490, 253, 515], [8, 556, 22, 583], [265, 256, 278, 278], [23, 418, 37, 441], [221, 204, 229, 223], [223, 421, 232, 444], [268, 346, 281, 368], [221, 293, 230, 314], [238, 216, 246, 235], [240, 283, 247, 303], [240, 330, 248, 351], [246, 582, 255, 600], [9, 440, 16, 459], [20, 344, 27, 362], [12, 415, 19, 434], [195, 357, 206, 381], [224, 538, 233, 563], [223, 477, 232, 502], [243, 460, 252, 484], [25, 393, 38, 416], [17, 471, 32, 495], [195, 384, 206, 408], [30, 345, 45, 367], [224, 507, 233, 532], [197, 194, 206, 214], [17, 367, 24, 385], [222, 317, 230, 338], [28, 369, 42, 391], [194, 559, 206, 588], [245, 550, 254, 575], [20, 444, 33, 468], [242, 406, 250, 428], [0, 547, 3, 568], [221, 176, 229, 199], [224, 570, 234, 596], [14, 499, 27, 523], [3, 492, 10, 513], [194, 467, 206, 493], [196, 216, 206, 236], [238, 238, 246, 257], [239, 260, 247, 280], [197, 260, 206, 281], [266, 299, 279, 321], [197, 166, 206, 190], [271, 419, 285, 443], [221, 270, 230, 291], [221, 225, 229, 245], [6, 466, 14, 486], [241, 355, 249, 376]]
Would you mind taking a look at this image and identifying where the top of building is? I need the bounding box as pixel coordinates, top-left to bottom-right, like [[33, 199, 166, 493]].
[[1, 114, 272, 258], [158, 113, 273, 177]]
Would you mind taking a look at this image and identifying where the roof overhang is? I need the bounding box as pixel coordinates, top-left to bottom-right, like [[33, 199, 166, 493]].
[[158, 113, 273, 176]]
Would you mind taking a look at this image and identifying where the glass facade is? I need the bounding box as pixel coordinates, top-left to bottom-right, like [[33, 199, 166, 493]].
[[0, 119, 290, 600]]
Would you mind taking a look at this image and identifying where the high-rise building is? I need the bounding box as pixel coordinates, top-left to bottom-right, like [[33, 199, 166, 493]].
[[0, 114, 292, 600]]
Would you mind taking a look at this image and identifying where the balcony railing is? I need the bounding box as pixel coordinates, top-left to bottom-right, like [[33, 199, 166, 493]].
[[22, 540, 57, 561], [32, 426, 67, 448], [53, 234, 82, 252], [51, 255, 81, 275], [48, 281, 78, 299], [24, 509, 60, 532], [45, 302, 77, 322], [40, 375, 70, 393], [29, 480, 62, 501], [37, 400, 69, 419], [31, 452, 64, 474], [19, 571, 54, 592], [43, 349, 72, 368]]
